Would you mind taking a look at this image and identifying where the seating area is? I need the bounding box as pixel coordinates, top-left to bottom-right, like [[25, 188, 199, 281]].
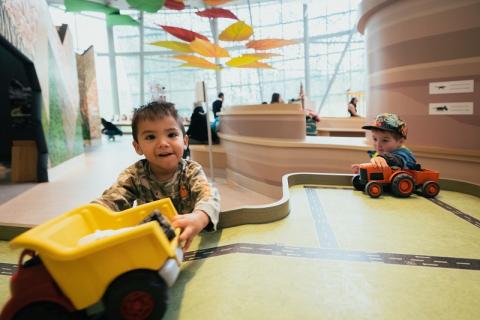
[[316, 117, 366, 137]]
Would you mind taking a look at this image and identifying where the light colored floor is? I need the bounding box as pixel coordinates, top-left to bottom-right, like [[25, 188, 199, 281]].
[[167, 186, 480, 319], [1, 176, 479, 318], [0, 136, 275, 227]]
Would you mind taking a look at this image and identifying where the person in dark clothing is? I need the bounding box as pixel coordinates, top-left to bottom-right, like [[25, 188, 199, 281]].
[[270, 92, 284, 104], [212, 92, 224, 118], [348, 97, 359, 117], [101, 118, 123, 141], [187, 106, 219, 144]]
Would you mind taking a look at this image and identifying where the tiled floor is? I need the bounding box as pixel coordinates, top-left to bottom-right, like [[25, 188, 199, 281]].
[[0, 136, 275, 227]]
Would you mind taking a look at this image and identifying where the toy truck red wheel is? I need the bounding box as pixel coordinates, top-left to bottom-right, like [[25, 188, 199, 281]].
[[365, 181, 382, 198], [352, 175, 365, 191], [422, 181, 440, 198], [103, 270, 168, 320], [391, 173, 414, 198]]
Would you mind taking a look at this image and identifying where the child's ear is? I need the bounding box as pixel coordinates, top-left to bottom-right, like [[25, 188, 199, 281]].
[[132, 140, 143, 155], [183, 134, 189, 148]]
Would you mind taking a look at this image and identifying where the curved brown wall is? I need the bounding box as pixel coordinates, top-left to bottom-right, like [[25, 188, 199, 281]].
[[218, 103, 306, 139], [358, 0, 480, 151]]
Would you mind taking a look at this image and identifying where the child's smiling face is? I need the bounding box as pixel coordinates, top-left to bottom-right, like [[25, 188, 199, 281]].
[[133, 116, 188, 181], [371, 130, 404, 154]]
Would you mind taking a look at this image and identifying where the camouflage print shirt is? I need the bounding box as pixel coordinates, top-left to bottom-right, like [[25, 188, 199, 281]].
[[93, 159, 220, 229]]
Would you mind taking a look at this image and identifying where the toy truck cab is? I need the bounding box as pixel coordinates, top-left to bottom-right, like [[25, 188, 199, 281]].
[[352, 163, 440, 198], [0, 199, 182, 320]]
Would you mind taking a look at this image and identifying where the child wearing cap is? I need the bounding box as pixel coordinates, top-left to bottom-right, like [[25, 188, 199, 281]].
[[352, 113, 417, 173]]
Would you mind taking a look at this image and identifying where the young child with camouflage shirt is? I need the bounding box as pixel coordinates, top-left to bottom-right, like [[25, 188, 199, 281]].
[[94, 101, 220, 250], [352, 113, 417, 173]]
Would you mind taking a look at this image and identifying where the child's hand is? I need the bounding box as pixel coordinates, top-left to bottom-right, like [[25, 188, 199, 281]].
[[171, 210, 210, 251], [370, 156, 388, 169], [351, 164, 360, 173]]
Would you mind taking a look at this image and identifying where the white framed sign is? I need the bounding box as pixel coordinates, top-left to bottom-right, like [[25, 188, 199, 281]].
[[429, 102, 474, 115], [429, 80, 474, 94]]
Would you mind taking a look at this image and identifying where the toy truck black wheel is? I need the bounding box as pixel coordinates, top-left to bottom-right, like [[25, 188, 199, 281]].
[[103, 270, 168, 320], [391, 174, 414, 198], [365, 181, 382, 198], [422, 181, 440, 198], [13, 302, 82, 320], [352, 175, 365, 191]]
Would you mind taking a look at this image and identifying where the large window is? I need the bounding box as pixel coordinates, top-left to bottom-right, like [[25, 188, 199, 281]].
[[49, 0, 366, 119]]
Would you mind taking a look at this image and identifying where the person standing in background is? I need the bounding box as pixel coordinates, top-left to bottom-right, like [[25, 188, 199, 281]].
[[348, 97, 360, 117], [212, 92, 224, 118], [270, 92, 284, 104]]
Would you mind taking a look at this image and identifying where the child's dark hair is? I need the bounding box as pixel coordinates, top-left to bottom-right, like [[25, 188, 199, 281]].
[[131, 101, 185, 142], [371, 128, 404, 141]]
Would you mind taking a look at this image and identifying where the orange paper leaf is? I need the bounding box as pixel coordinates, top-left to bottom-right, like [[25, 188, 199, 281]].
[[203, 0, 232, 6], [190, 38, 230, 58], [219, 21, 253, 42], [246, 39, 298, 50]]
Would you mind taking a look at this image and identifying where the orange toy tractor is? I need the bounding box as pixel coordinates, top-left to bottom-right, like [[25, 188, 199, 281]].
[[352, 163, 440, 198]]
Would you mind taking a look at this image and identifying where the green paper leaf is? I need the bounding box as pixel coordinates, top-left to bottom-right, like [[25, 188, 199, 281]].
[[64, 0, 118, 14], [107, 14, 140, 26], [127, 0, 166, 13]]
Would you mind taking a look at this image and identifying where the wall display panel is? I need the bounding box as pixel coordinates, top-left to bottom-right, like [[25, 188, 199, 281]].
[[1, 0, 84, 175]]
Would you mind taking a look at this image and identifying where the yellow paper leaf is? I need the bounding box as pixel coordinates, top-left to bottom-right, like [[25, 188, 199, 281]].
[[190, 38, 230, 58], [242, 52, 280, 59], [234, 61, 273, 69], [172, 55, 221, 69], [226, 55, 263, 67], [171, 55, 210, 64], [149, 41, 193, 53], [180, 62, 222, 70], [203, 0, 232, 6], [219, 21, 253, 42], [246, 39, 298, 50]]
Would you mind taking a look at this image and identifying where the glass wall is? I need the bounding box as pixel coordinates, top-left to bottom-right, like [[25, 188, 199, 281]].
[[49, 0, 365, 119]]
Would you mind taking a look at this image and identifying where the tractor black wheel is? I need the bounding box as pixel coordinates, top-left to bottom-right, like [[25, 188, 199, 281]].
[[422, 181, 440, 198], [365, 181, 382, 198], [13, 302, 82, 320], [391, 174, 414, 198], [103, 270, 168, 320], [352, 175, 365, 191]]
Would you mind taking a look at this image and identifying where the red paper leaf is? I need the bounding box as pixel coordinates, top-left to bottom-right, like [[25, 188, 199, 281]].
[[195, 8, 238, 20], [158, 25, 209, 42], [165, 0, 185, 10]]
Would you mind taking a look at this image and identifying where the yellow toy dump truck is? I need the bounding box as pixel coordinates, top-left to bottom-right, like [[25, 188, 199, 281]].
[[0, 199, 182, 320]]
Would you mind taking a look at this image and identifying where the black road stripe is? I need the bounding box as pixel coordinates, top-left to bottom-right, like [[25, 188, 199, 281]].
[[429, 198, 480, 229], [1, 243, 478, 277], [304, 187, 339, 248], [184, 243, 480, 271]]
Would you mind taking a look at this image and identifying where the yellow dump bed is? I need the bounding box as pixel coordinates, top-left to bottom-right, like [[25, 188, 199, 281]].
[[10, 199, 180, 310]]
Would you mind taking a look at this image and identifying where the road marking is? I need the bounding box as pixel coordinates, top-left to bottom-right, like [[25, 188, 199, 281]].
[[429, 198, 480, 229], [304, 187, 339, 248]]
